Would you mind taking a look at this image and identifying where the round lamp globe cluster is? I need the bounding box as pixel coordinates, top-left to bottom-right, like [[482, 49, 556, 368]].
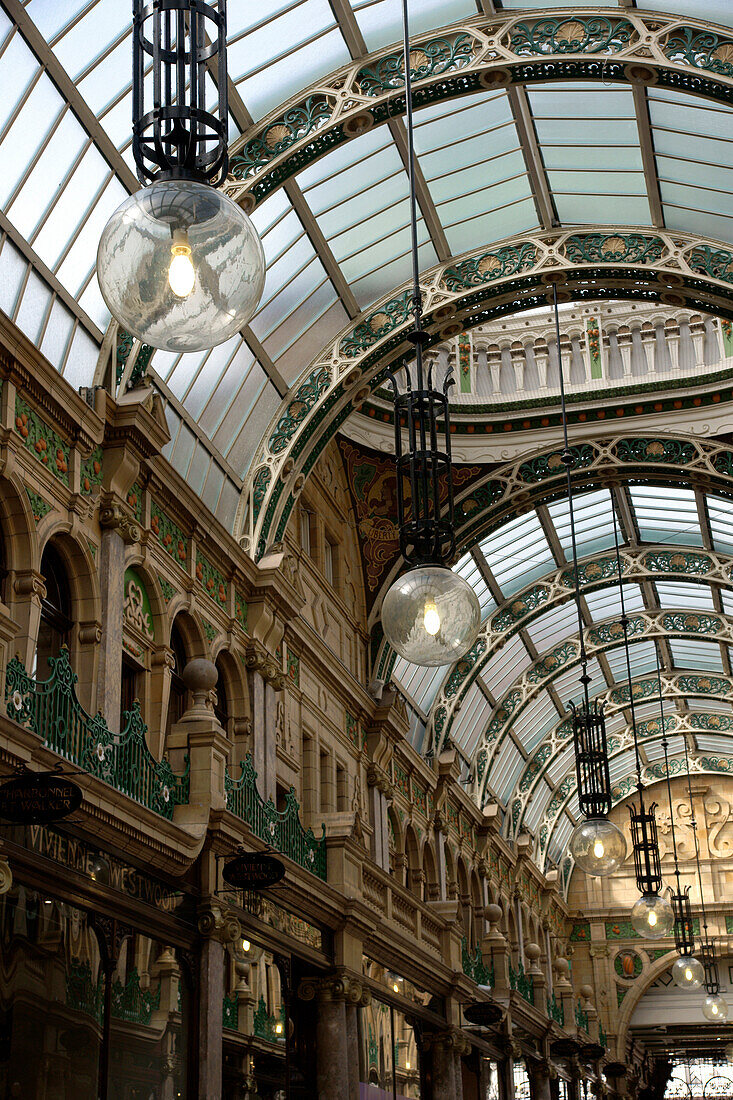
[[381, 565, 481, 667], [630, 893, 674, 939], [569, 817, 627, 877], [671, 956, 704, 990], [98, 180, 265, 354]]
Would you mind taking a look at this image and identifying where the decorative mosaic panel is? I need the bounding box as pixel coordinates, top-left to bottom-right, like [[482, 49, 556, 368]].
[[25, 488, 51, 522], [151, 502, 187, 565], [570, 921, 590, 943], [158, 576, 176, 603], [287, 652, 300, 688], [614, 950, 642, 980], [126, 482, 143, 522], [195, 552, 227, 607], [346, 713, 359, 749], [80, 447, 103, 495], [411, 782, 427, 817], [15, 395, 69, 485], [606, 921, 639, 940], [234, 588, 248, 633]]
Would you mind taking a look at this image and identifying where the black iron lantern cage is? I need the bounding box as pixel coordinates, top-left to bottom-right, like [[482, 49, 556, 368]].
[[571, 697, 613, 820], [701, 939, 720, 995], [133, 0, 229, 186], [671, 887, 695, 956], [389, 342, 456, 568], [629, 800, 663, 896]]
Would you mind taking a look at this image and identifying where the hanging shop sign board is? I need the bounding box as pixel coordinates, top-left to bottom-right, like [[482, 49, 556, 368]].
[[223, 853, 285, 890], [0, 772, 82, 824]]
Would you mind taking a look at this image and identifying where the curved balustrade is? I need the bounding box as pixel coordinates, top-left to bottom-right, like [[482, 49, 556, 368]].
[[4, 648, 189, 820], [225, 754, 327, 880]]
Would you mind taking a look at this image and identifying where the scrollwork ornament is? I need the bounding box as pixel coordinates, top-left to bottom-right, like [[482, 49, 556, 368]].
[[0, 858, 12, 895]]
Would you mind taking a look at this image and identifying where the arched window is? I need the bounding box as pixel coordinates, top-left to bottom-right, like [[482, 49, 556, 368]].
[[166, 621, 188, 736], [214, 654, 229, 733], [37, 543, 72, 675]]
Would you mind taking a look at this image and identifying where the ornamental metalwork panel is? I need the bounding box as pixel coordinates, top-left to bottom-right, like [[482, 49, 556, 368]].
[[509, 961, 534, 1004], [225, 755, 327, 880], [461, 936, 493, 986], [547, 991, 564, 1025], [5, 647, 189, 820]]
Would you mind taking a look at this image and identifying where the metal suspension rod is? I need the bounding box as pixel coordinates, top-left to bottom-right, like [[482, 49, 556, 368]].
[[553, 284, 590, 709], [611, 500, 644, 797], [400, 0, 425, 389]]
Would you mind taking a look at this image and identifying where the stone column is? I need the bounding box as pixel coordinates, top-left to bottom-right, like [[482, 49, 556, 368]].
[[197, 902, 241, 1100], [299, 975, 366, 1100], [366, 765, 391, 870], [431, 1033, 457, 1100], [98, 498, 141, 729], [245, 640, 285, 801], [529, 1061, 554, 1100]]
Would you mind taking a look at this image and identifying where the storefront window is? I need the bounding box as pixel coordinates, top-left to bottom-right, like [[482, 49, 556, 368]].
[[358, 997, 422, 1099], [0, 887, 104, 1099], [486, 1060, 500, 1100], [362, 956, 441, 1013], [514, 1061, 532, 1100]]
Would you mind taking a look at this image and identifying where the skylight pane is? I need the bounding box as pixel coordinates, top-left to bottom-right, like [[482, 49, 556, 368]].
[[511, 692, 561, 755], [688, 698, 732, 713], [488, 736, 525, 803], [547, 490, 616, 560], [451, 683, 492, 755], [552, 657, 605, 706], [453, 551, 494, 618], [655, 581, 715, 611], [478, 511, 555, 597], [605, 641, 659, 682], [695, 735, 733, 755], [584, 584, 645, 622], [707, 496, 733, 556], [669, 639, 725, 673], [525, 602, 578, 652], [629, 486, 702, 546], [523, 778, 553, 833], [480, 635, 531, 700], [350, 0, 475, 51], [644, 736, 685, 763]]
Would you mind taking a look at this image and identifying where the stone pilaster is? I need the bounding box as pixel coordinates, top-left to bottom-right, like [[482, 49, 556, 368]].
[[298, 975, 370, 1100], [98, 495, 141, 731], [197, 901, 241, 1100], [427, 1030, 471, 1100], [245, 639, 285, 802], [529, 1060, 555, 1100], [366, 764, 392, 870]]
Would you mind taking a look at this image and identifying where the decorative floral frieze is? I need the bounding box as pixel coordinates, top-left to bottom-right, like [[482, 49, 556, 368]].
[[287, 652, 300, 688], [196, 553, 228, 608], [509, 16, 635, 56], [518, 443, 594, 484], [15, 395, 69, 485], [606, 920, 639, 941], [346, 713, 359, 750], [615, 437, 697, 465], [392, 760, 410, 799], [411, 781, 427, 817], [202, 619, 218, 644], [126, 482, 143, 522], [268, 366, 331, 454], [442, 242, 537, 293], [81, 447, 103, 495], [570, 921, 590, 942], [157, 576, 176, 603], [341, 293, 413, 359], [492, 585, 550, 630], [664, 27, 733, 78], [564, 232, 665, 265], [642, 549, 711, 576], [251, 466, 271, 525], [25, 488, 52, 522], [234, 588, 248, 633], [150, 502, 187, 565]]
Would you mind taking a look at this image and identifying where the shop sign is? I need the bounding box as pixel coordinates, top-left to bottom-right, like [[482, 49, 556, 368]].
[[0, 772, 82, 824], [223, 852, 285, 889]]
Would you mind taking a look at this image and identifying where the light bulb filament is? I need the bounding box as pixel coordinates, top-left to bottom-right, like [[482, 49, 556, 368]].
[[685, 968, 692, 981], [647, 911, 657, 927], [423, 600, 440, 636], [169, 230, 195, 298], [593, 839, 605, 859]]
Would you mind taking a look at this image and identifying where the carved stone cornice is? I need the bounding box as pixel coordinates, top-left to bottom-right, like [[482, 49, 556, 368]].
[[99, 496, 141, 544], [297, 974, 371, 1006], [197, 900, 241, 944]]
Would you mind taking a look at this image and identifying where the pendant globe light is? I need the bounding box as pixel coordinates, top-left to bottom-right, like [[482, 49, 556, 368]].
[[546, 288, 625, 876], [654, 664, 704, 989], [608, 508, 673, 938], [380, 0, 480, 667], [97, 0, 265, 353]]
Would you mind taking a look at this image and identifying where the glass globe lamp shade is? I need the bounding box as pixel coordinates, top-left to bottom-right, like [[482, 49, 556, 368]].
[[569, 817, 627, 876], [381, 565, 481, 667], [702, 994, 729, 1022], [630, 893, 674, 940], [97, 180, 265, 353], [671, 956, 704, 990]]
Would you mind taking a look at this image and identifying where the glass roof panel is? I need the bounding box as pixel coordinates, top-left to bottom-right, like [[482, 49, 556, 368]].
[[529, 82, 651, 227], [391, 656, 443, 715], [488, 735, 526, 803], [644, 735, 685, 763], [0, 34, 42, 136], [584, 584, 645, 622], [639, 0, 732, 21], [707, 495, 733, 556], [721, 592, 733, 618], [694, 734, 733, 755], [687, 698, 732, 713], [478, 511, 555, 598], [655, 581, 716, 611], [453, 551, 495, 619], [669, 639, 725, 673], [510, 692, 562, 755], [552, 657, 605, 706], [451, 682, 493, 755], [547, 489, 617, 560], [525, 602, 579, 653], [629, 485, 702, 546], [350, 0, 476, 52], [604, 640, 659, 682], [479, 634, 532, 700], [523, 778, 554, 833], [549, 814, 573, 865]]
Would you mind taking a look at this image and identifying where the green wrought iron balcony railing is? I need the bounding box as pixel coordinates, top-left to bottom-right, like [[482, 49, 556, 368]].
[[547, 991, 564, 1026], [509, 961, 534, 1005], [461, 937, 493, 987], [575, 1002, 590, 1032], [5, 647, 189, 820], [225, 754, 326, 880], [253, 994, 285, 1042]]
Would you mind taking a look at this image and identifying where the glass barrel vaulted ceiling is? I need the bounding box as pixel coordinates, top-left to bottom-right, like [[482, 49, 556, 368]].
[[2, 0, 733, 867]]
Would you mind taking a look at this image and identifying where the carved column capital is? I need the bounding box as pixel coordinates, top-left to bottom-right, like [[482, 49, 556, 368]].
[[197, 901, 241, 944], [590, 944, 610, 959], [0, 857, 12, 895], [99, 496, 141, 544], [14, 570, 46, 601], [297, 974, 370, 1006], [425, 1028, 471, 1056], [367, 763, 392, 797]]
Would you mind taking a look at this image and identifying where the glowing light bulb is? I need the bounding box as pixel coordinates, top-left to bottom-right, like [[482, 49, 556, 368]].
[[393, 983, 400, 992], [712, 1004, 720, 1016], [685, 967, 693, 982], [275, 1022, 283, 1035], [241, 939, 251, 952], [406, 1062, 411, 1070], [647, 910, 658, 928], [593, 839, 605, 859], [169, 231, 195, 297], [423, 600, 440, 636]]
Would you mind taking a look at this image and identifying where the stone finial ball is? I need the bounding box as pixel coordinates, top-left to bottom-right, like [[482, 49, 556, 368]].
[[525, 942, 541, 961], [486, 903, 503, 925], [580, 984, 594, 1000], [554, 956, 570, 977], [182, 658, 218, 693]]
